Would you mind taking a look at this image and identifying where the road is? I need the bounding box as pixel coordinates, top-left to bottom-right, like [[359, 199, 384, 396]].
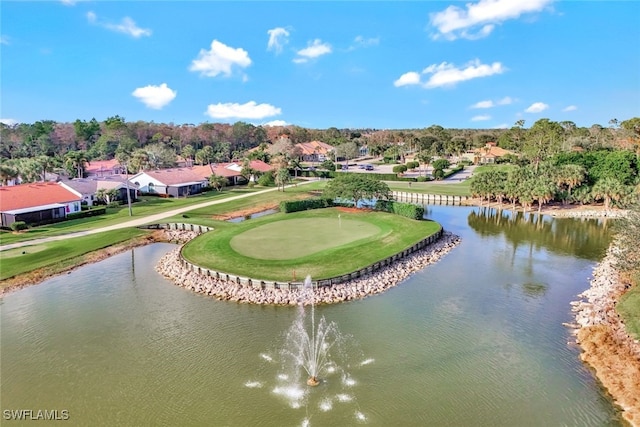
[[0, 180, 318, 252]]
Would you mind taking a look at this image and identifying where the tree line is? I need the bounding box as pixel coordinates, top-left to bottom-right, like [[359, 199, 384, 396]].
[[1, 115, 638, 185]]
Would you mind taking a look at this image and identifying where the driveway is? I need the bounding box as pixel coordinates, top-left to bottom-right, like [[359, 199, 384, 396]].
[[0, 180, 318, 252]]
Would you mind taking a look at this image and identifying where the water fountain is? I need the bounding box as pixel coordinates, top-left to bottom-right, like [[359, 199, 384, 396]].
[[281, 276, 344, 387], [247, 276, 372, 425]]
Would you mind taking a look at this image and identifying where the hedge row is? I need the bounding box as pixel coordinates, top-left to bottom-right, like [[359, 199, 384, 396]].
[[333, 171, 416, 182], [443, 165, 464, 179], [279, 198, 334, 213], [375, 200, 425, 220], [66, 206, 107, 220]]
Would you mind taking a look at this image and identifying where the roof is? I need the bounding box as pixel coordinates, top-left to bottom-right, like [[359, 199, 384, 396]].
[[85, 159, 122, 175], [131, 168, 209, 186], [0, 183, 82, 212], [474, 145, 513, 157], [295, 141, 334, 156], [248, 159, 273, 172]]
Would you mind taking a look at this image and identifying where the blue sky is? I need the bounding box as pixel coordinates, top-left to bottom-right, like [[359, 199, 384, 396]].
[[1, 1, 639, 130]]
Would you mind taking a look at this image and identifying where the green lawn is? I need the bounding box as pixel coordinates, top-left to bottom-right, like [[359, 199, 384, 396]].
[[181, 207, 441, 281], [0, 184, 307, 245], [618, 280, 640, 339], [230, 217, 380, 259], [0, 228, 147, 281]]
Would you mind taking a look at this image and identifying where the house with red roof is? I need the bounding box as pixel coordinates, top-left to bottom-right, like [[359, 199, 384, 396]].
[[462, 142, 515, 165], [0, 183, 83, 228], [128, 160, 274, 196], [294, 141, 334, 162], [84, 159, 125, 177]]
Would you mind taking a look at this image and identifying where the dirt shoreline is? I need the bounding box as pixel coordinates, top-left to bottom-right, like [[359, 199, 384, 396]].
[[569, 247, 640, 426]]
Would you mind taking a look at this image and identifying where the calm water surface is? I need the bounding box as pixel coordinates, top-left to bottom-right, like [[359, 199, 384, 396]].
[[1, 206, 621, 426]]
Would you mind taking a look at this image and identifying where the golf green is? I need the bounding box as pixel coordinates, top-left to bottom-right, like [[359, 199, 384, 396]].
[[181, 208, 441, 281], [230, 218, 380, 260]]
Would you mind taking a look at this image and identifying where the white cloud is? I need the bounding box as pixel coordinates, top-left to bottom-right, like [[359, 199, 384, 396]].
[[267, 27, 290, 54], [87, 11, 151, 38], [471, 96, 513, 109], [295, 39, 332, 61], [0, 118, 18, 126], [430, 0, 553, 40], [471, 114, 491, 121], [0, 35, 9, 45], [349, 35, 380, 50], [263, 120, 289, 127], [563, 105, 577, 112], [471, 100, 494, 109], [495, 123, 509, 129], [525, 102, 549, 113], [423, 59, 506, 88], [132, 83, 177, 109], [393, 72, 422, 87], [61, 0, 87, 5], [190, 40, 252, 78], [205, 101, 282, 120]]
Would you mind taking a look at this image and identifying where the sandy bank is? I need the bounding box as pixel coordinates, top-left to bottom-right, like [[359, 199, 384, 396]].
[[570, 247, 640, 426]]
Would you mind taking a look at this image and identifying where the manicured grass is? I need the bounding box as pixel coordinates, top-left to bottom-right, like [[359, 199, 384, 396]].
[[230, 218, 380, 259], [181, 207, 441, 281], [0, 185, 290, 245], [166, 180, 327, 221], [0, 228, 147, 281], [384, 180, 472, 196], [618, 281, 640, 339]]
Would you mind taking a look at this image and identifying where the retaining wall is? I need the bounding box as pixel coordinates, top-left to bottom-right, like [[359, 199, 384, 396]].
[[141, 222, 214, 234], [392, 191, 468, 206]]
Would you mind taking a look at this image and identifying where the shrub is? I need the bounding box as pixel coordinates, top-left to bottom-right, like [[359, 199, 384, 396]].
[[258, 171, 275, 186], [320, 160, 336, 171], [375, 201, 424, 220], [416, 176, 430, 182], [433, 169, 445, 180], [392, 165, 408, 174], [66, 206, 108, 220], [406, 161, 419, 170], [10, 221, 28, 231], [280, 198, 334, 213]]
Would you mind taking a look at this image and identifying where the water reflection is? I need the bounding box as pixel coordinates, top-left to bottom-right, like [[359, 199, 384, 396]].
[[467, 207, 612, 261]]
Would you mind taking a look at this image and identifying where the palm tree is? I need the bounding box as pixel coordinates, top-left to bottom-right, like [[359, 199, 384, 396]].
[[592, 177, 626, 211], [415, 150, 432, 178], [64, 150, 89, 178], [36, 155, 57, 182], [275, 167, 291, 191], [0, 164, 19, 185], [208, 174, 228, 192]]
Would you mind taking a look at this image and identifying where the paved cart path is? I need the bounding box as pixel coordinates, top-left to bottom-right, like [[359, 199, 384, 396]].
[[0, 181, 318, 252]]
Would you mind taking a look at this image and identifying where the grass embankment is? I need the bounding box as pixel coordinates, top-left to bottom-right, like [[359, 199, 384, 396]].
[[0, 228, 150, 290], [618, 279, 640, 339], [181, 207, 441, 281]]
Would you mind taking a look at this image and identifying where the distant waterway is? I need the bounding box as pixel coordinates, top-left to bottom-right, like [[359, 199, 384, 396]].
[[0, 206, 621, 426]]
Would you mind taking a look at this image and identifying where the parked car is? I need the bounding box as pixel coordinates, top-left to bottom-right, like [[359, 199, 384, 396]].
[[358, 164, 366, 169], [365, 164, 374, 171], [341, 165, 349, 170]]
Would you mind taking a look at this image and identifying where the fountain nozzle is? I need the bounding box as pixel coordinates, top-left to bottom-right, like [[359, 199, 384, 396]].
[[307, 376, 320, 387]]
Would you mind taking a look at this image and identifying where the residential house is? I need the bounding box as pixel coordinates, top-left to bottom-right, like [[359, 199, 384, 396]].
[[129, 168, 209, 197], [85, 159, 125, 177], [0, 182, 82, 228], [295, 141, 334, 163], [60, 176, 138, 206], [462, 142, 514, 164], [209, 160, 273, 184]]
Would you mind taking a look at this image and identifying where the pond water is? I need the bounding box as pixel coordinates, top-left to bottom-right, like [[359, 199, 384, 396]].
[[227, 208, 279, 223], [0, 206, 622, 426]]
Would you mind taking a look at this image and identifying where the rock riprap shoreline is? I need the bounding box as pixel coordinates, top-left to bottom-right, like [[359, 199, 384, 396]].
[[155, 231, 461, 305], [570, 246, 640, 425]]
